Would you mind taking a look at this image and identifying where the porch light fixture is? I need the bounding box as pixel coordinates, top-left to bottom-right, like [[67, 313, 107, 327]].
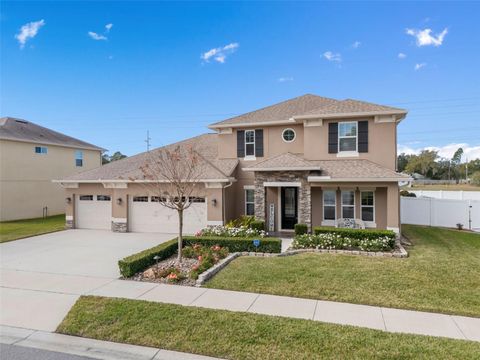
[[65, 197, 72, 204], [116, 197, 123, 205], [211, 198, 217, 207]]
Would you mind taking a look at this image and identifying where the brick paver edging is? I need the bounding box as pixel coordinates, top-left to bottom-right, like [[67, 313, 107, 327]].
[[195, 243, 408, 285]]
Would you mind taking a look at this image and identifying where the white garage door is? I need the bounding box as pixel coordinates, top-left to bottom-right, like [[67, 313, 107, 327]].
[[75, 195, 111, 230], [129, 196, 207, 234]]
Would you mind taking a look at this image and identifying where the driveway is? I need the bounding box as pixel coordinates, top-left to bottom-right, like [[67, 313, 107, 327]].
[[0, 230, 172, 331]]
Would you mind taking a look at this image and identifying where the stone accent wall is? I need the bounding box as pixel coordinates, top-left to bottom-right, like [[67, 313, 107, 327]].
[[112, 221, 127, 233], [253, 171, 311, 230], [65, 219, 74, 229]]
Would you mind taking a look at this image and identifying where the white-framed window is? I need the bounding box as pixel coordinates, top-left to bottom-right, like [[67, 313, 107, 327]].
[[361, 191, 375, 222], [97, 195, 111, 201], [338, 122, 357, 152], [282, 128, 296, 142], [245, 189, 255, 216], [35, 146, 48, 154], [341, 190, 355, 219], [75, 150, 83, 167], [133, 196, 149, 202], [323, 190, 336, 221], [245, 130, 255, 157], [79, 195, 93, 201]]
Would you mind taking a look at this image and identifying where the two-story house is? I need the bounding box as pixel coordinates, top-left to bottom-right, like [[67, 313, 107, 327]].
[[57, 94, 409, 234], [0, 117, 104, 221]]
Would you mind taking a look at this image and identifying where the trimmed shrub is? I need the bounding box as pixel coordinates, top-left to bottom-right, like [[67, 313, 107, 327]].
[[184, 236, 281, 253], [118, 239, 178, 278], [313, 227, 396, 240], [118, 236, 282, 277], [199, 225, 266, 238], [293, 233, 395, 252], [294, 223, 308, 235], [250, 220, 265, 232]]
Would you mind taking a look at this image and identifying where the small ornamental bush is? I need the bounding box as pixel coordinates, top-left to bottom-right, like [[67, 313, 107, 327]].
[[294, 223, 308, 235], [184, 243, 229, 280], [250, 220, 265, 232], [400, 190, 417, 197], [292, 233, 395, 252], [196, 225, 266, 238], [225, 215, 255, 228], [313, 227, 396, 240]]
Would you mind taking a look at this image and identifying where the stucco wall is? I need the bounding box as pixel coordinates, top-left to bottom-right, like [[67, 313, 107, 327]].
[[1, 140, 101, 221]]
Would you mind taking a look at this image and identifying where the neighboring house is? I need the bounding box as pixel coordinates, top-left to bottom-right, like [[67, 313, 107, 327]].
[[57, 94, 409, 234], [0, 117, 104, 221]]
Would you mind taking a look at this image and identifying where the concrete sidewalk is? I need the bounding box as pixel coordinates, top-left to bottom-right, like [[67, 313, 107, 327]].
[[2, 268, 479, 342], [0, 325, 222, 360]]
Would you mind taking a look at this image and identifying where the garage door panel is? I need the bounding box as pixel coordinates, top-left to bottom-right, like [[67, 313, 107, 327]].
[[76, 196, 111, 230], [129, 197, 206, 234]]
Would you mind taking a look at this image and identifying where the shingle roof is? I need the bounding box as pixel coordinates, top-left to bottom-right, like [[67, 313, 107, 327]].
[[310, 159, 411, 180], [209, 95, 407, 128], [0, 117, 105, 151], [61, 133, 238, 182], [300, 99, 406, 117], [209, 94, 339, 128], [243, 152, 322, 171]]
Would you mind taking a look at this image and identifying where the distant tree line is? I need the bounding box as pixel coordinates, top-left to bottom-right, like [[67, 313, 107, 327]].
[[102, 151, 127, 165], [397, 147, 480, 184]]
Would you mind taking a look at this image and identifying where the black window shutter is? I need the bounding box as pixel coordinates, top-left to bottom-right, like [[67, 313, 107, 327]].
[[237, 130, 245, 158], [328, 122, 338, 154], [255, 129, 264, 157], [358, 121, 368, 153]]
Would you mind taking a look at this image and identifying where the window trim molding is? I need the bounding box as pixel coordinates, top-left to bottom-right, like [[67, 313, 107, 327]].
[[338, 121, 358, 154], [281, 128, 296, 143], [75, 150, 84, 167], [35, 146, 48, 154], [245, 188, 255, 216], [341, 190, 355, 219], [244, 129, 256, 157], [322, 189, 337, 222], [360, 190, 375, 224]]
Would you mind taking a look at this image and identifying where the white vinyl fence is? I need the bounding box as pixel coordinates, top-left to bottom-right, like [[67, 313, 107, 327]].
[[401, 197, 480, 231], [409, 190, 480, 200]]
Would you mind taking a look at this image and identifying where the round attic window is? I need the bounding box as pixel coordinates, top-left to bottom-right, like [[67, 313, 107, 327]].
[[282, 128, 296, 142]]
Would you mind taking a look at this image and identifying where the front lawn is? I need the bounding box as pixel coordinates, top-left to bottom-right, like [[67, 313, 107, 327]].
[[0, 214, 65, 243], [57, 296, 480, 360], [206, 225, 480, 317]]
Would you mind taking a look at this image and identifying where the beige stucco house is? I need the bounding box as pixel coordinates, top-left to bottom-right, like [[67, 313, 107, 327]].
[[57, 94, 410, 235], [0, 117, 104, 221]]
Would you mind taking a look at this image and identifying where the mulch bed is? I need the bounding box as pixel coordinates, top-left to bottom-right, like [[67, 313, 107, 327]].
[[132, 254, 198, 286]]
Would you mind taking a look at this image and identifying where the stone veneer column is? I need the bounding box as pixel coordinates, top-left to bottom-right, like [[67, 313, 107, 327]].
[[298, 181, 312, 231], [254, 175, 265, 221], [111, 220, 127, 232]]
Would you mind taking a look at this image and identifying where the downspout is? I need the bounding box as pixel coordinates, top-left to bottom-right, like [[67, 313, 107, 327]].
[[222, 181, 234, 225]]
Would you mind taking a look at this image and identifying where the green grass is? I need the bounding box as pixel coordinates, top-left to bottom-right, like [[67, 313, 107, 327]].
[[402, 184, 480, 191], [57, 296, 480, 360], [0, 214, 65, 243], [206, 225, 480, 317]]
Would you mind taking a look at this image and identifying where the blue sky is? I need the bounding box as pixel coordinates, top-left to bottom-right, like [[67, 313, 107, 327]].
[[2, 1, 480, 159]]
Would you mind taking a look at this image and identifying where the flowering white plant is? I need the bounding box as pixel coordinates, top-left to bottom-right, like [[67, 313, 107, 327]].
[[292, 233, 394, 252], [196, 225, 267, 238]]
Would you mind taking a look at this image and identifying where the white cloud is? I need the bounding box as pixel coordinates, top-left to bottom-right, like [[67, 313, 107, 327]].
[[398, 52, 407, 59], [88, 31, 107, 41], [278, 77, 294, 83], [15, 19, 45, 48], [323, 51, 342, 62], [398, 143, 480, 161], [105, 23, 113, 32], [201, 43, 239, 63], [352, 41, 361, 49], [414, 63, 427, 71], [406, 27, 448, 47]]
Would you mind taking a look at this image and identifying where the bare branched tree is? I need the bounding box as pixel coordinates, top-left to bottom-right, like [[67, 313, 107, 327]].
[[133, 143, 205, 262]]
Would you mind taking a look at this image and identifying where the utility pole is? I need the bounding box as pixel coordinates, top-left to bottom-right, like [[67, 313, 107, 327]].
[[145, 130, 151, 152]]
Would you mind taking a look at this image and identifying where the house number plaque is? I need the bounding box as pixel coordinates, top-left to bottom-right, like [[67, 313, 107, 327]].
[[269, 203, 275, 232]]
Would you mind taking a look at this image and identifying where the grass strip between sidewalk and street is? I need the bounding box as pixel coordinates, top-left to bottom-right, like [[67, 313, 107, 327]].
[[0, 214, 65, 243], [57, 296, 480, 360]]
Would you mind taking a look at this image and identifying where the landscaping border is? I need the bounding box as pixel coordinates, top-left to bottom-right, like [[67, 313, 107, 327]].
[[195, 242, 408, 285]]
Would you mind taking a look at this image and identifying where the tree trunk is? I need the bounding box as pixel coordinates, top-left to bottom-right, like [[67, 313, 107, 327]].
[[177, 209, 183, 263]]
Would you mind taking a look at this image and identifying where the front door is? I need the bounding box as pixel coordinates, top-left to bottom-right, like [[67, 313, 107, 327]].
[[281, 187, 298, 230]]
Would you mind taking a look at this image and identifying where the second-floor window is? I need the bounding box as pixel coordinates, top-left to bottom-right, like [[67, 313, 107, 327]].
[[35, 146, 48, 154], [338, 122, 357, 152], [75, 150, 83, 167], [245, 130, 255, 157]]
